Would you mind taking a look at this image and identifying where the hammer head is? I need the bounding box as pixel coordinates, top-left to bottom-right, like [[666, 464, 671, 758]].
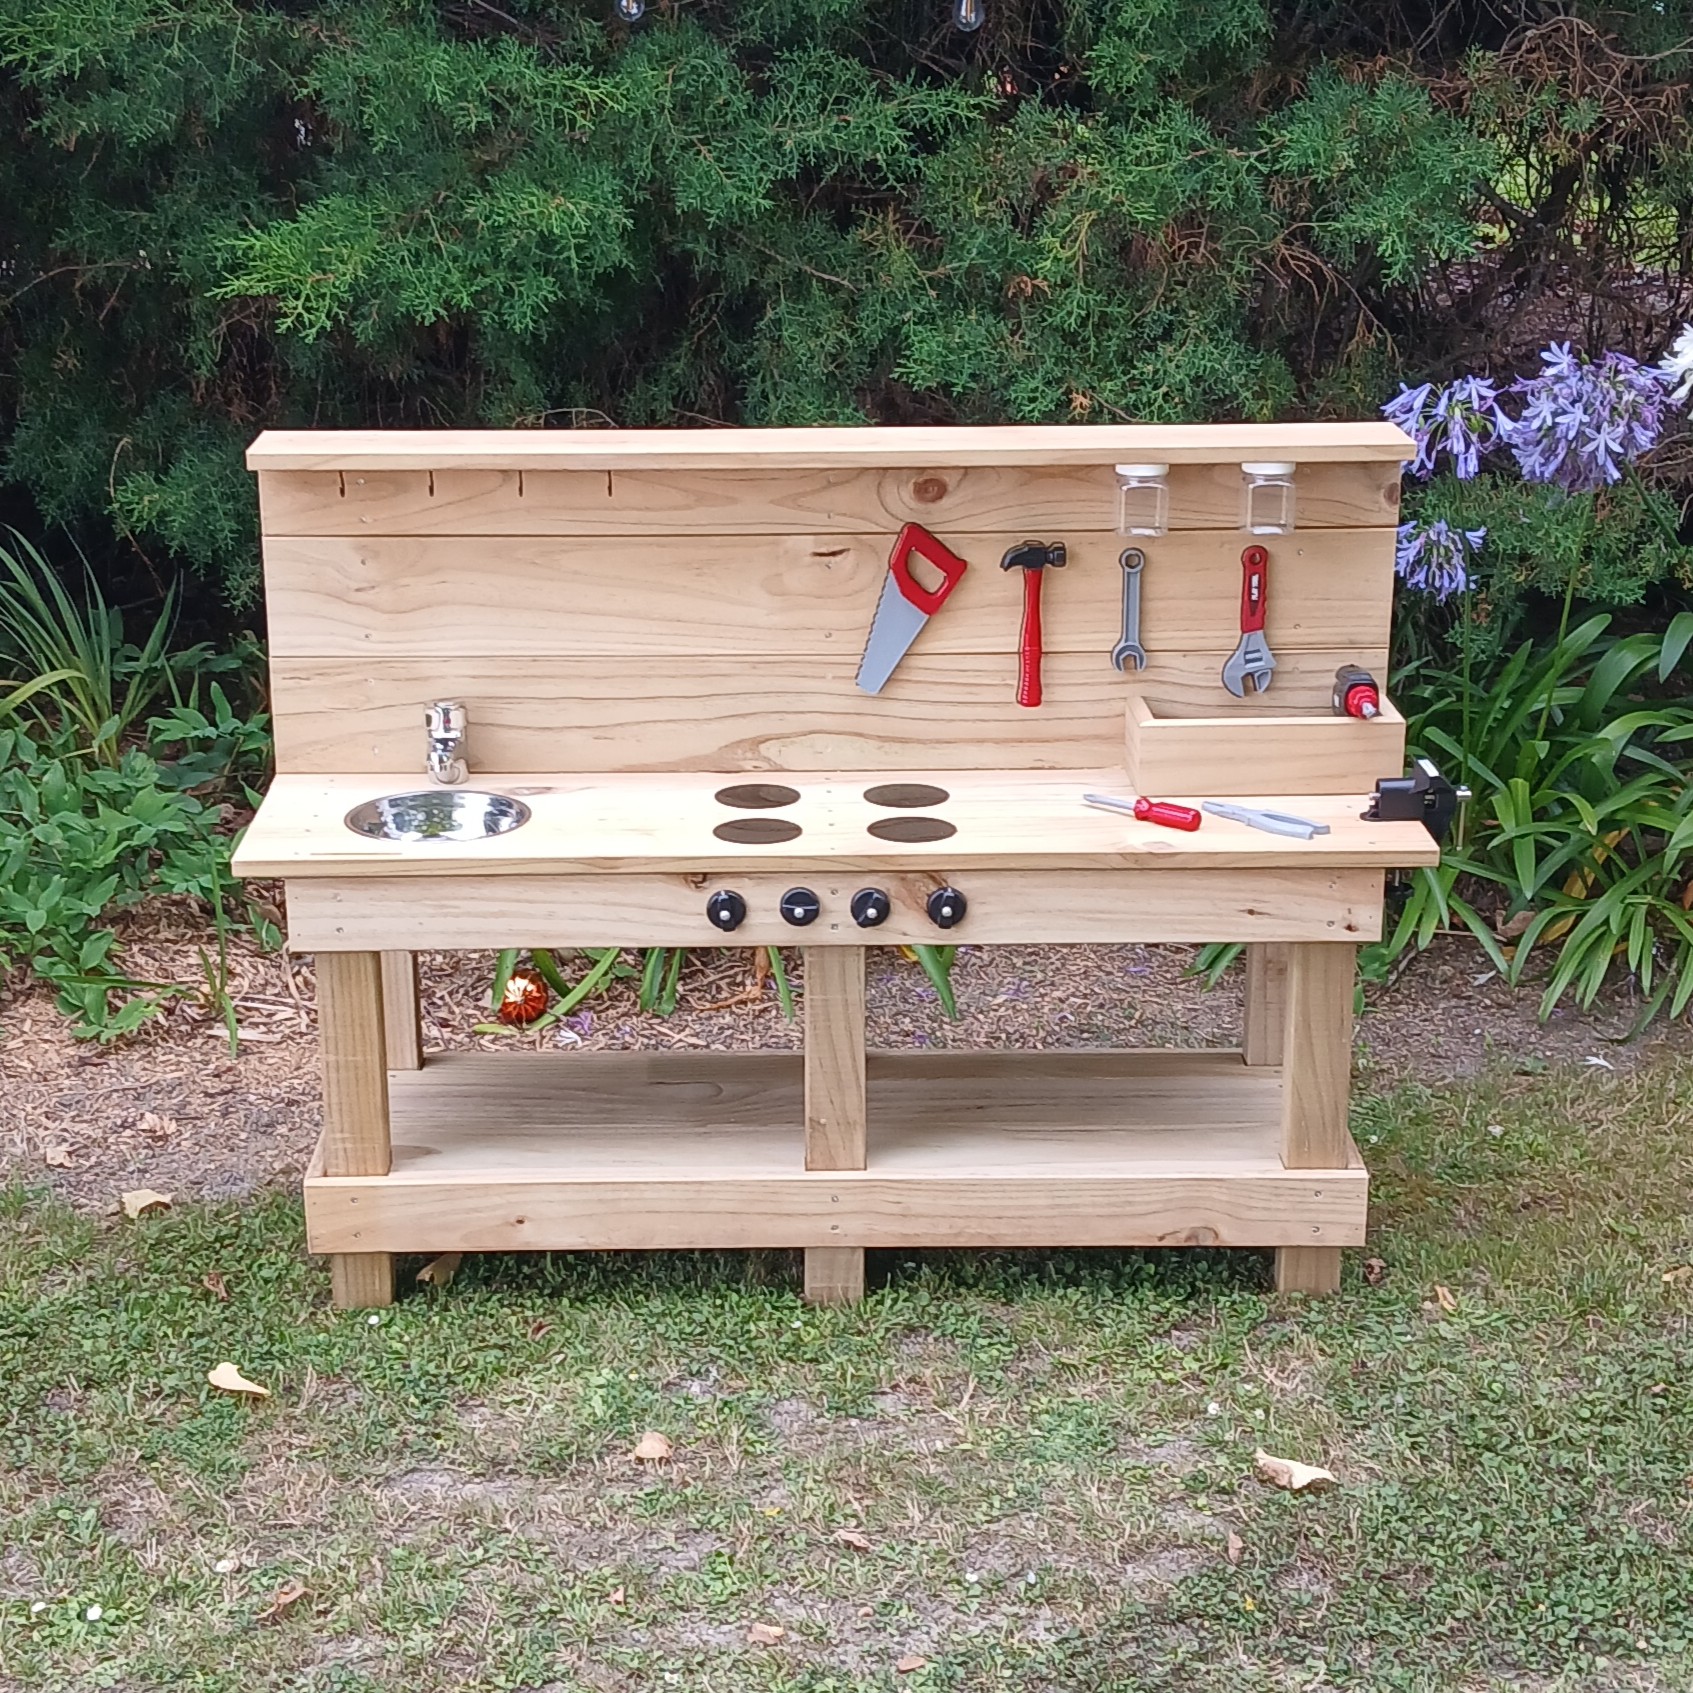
[[1000, 540, 1067, 572]]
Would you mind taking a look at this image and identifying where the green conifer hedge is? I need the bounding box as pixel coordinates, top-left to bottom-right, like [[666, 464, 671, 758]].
[[1, 3, 1688, 612]]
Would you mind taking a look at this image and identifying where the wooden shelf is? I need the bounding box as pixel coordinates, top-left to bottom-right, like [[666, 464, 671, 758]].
[[249, 422, 1415, 472], [304, 1050, 1366, 1256]]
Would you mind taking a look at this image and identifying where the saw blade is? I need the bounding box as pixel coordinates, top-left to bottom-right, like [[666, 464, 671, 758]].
[[855, 575, 928, 694]]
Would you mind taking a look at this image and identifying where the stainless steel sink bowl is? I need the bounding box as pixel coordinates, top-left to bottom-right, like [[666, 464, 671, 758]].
[[344, 790, 531, 843]]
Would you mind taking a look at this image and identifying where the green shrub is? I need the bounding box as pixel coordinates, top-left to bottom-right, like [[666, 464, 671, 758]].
[[0, 531, 176, 763], [0, 721, 274, 1038], [0, 0, 1577, 608], [1388, 615, 1693, 1023]]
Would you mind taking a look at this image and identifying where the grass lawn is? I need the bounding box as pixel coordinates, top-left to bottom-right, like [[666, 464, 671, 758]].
[[2, 1055, 1691, 1692]]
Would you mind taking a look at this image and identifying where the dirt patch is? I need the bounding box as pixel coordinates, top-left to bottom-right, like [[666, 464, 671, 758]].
[[2, 896, 1688, 1209], [378, 1467, 528, 1505]]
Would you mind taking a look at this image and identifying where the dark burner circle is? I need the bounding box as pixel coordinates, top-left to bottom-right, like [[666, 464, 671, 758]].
[[867, 816, 956, 843], [715, 783, 801, 810], [863, 783, 951, 809], [713, 817, 803, 845]]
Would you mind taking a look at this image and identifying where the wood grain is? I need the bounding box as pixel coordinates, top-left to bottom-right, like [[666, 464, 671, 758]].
[[330, 1253, 395, 1309], [239, 767, 1436, 881], [267, 649, 1394, 776], [804, 948, 866, 1171], [1275, 1246, 1342, 1295], [262, 530, 1394, 660], [1280, 941, 1356, 1169], [380, 951, 422, 1071], [257, 461, 1400, 537], [804, 1247, 866, 1305], [1242, 944, 1289, 1067], [316, 949, 394, 1308], [1126, 694, 1406, 797], [302, 1050, 1368, 1254], [316, 951, 391, 1176], [370, 1048, 1286, 1146], [281, 868, 1389, 951], [248, 421, 1416, 472], [307, 1167, 1367, 1253]]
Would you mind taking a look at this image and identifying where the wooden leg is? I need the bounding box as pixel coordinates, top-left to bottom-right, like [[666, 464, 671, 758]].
[[332, 1252, 396, 1308], [803, 947, 867, 1304], [1242, 943, 1288, 1066], [380, 950, 422, 1070], [804, 948, 866, 1172], [1275, 942, 1354, 1295], [1275, 1247, 1342, 1295], [804, 1246, 866, 1305], [317, 951, 394, 1308]]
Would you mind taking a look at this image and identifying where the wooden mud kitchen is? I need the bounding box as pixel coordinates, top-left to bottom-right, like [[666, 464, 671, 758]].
[[234, 423, 1452, 1309]]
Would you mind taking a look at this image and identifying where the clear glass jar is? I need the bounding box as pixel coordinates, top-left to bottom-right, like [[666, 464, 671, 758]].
[[1114, 463, 1170, 537], [1240, 462, 1296, 534]]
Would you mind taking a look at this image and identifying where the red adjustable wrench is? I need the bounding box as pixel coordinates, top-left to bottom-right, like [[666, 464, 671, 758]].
[[1000, 540, 1067, 707], [1220, 544, 1277, 697]]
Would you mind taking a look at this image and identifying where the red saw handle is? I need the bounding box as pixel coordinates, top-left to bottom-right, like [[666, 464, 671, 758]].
[[1016, 568, 1044, 708], [889, 523, 970, 617], [1239, 545, 1269, 634]]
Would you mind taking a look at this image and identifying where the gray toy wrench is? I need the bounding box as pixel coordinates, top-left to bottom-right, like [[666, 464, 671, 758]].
[[1111, 548, 1147, 671]]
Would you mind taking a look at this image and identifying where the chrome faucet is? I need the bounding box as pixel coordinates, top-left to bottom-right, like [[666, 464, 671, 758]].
[[424, 700, 468, 786]]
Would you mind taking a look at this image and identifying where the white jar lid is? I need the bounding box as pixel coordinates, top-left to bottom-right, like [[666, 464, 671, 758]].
[[1114, 463, 1169, 479], [1240, 461, 1297, 477]]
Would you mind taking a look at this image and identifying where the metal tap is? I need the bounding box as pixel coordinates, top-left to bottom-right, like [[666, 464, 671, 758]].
[[424, 700, 468, 786]]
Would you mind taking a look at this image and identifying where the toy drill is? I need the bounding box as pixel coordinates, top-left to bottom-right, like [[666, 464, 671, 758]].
[[1332, 664, 1381, 720]]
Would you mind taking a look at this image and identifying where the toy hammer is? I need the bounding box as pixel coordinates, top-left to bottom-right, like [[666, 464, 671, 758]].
[[1001, 540, 1066, 707]]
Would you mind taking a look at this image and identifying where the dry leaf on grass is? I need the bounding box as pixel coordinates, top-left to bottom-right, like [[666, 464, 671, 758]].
[[136, 1111, 178, 1141], [746, 1622, 785, 1645], [207, 1362, 270, 1399], [609, 1586, 625, 1607], [1662, 1266, 1692, 1284], [415, 1253, 463, 1288], [120, 1189, 172, 1219], [257, 1581, 308, 1624], [1225, 1530, 1244, 1565], [43, 1144, 76, 1169], [1253, 1449, 1336, 1494], [833, 1527, 873, 1552], [630, 1430, 673, 1462], [896, 1656, 929, 1674], [202, 1272, 231, 1301], [1434, 1284, 1459, 1313]]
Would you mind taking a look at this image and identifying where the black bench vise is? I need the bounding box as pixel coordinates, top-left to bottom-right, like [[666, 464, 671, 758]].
[[1363, 758, 1466, 844]]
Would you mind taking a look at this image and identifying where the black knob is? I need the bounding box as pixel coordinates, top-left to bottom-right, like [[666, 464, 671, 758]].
[[851, 888, 891, 928], [926, 887, 967, 929], [706, 890, 747, 932], [779, 887, 821, 927]]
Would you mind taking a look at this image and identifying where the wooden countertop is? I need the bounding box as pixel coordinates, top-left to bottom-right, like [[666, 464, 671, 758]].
[[233, 769, 1442, 879]]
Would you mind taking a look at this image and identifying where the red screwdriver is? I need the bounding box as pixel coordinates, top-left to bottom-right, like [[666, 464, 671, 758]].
[[1082, 792, 1203, 831]]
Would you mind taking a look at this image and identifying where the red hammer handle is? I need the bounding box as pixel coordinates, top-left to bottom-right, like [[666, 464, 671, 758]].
[[1016, 568, 1044, 707]]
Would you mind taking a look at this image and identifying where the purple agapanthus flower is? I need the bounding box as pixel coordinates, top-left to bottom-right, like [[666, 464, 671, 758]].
[[1396, 520, 1485, 602], [1507, 342, 1673, 492], [1383, 375, 1507, 479]]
